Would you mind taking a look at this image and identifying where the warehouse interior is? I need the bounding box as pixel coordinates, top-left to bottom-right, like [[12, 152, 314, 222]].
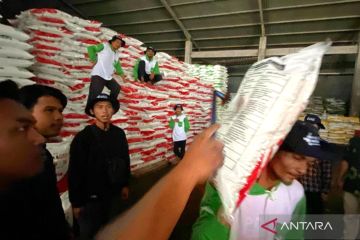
[[1, 0, 360, 239], [2, 0, 360, 102]]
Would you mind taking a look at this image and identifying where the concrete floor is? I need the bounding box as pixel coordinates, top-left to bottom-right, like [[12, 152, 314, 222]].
[[122, 164, 203, 240]]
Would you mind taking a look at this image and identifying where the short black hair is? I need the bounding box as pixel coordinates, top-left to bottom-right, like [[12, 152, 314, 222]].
[[0, 80, 20, 101], [19, 84, 67, 110]]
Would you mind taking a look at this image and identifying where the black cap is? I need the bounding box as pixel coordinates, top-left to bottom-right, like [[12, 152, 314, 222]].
[[280, 121, 328, 160], [173, 104, 183, 111], [109, 35, 126, 47], [144, 46, 156, 55], [304, 114, 325, 129], [85, 93, 120, 117]]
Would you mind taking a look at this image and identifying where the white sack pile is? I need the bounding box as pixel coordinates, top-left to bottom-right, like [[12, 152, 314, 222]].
[[320, 116, 360, 144], [185, 63, 228, 93], [11, 8, 214, 171], [0, 23, 35, 86]]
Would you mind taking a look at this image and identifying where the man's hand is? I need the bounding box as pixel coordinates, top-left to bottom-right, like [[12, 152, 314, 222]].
[[90, 59, 97, 66], [336, 179, 344, 190], [72, 207, 83, 220], [150, 73, 155, 81], [321, 193, 328, 202], [140, 77, 145, 83], [121, 75, 128, 83], [121, 187, 129, 200], [180, 124, 224, 184]]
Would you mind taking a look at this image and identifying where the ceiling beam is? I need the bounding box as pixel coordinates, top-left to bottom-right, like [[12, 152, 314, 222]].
[[141, 28, 359, 44], [155, 40, 357, 52], [177, 0, 360, 21], [159, 0, 199, 49], [60, 0, 86, 18], [87, 0, 214, 17], [105, 14, 360, 30], [191, 45, 358, 58], [88, 6, 163, 17], [257, 0, 265, 37]]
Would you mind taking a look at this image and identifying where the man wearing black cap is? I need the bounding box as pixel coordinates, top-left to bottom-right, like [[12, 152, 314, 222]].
[[68, 93, 131, 239], [133, 46, 162, 84], [192, 121, 332, 240], [299, 114, 332, 214], [86, 35, 127, 109]]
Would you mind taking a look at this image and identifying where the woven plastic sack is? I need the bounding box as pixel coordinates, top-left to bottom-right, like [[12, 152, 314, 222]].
[[214, 41, 331, 223]]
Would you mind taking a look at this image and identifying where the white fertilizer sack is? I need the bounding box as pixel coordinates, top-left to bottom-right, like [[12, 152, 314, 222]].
[[214, 41, 331, 223]]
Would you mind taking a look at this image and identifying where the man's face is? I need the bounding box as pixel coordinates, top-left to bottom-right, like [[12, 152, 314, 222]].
[[92, 101, 114, 123], [111, 39, 122, 50], [31, 96, 64, 138], [146, 49, 155, 58], [0, 99, 45, 182], [175, 107, 182, 116], [270, 151, 316, 184]]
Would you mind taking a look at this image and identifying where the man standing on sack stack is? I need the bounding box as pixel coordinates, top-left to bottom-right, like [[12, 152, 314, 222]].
[[86, 35, 128, 109]]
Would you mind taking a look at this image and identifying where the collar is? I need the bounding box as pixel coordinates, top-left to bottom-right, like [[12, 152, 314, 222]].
[[249, 181, 281, 195], [146, 55, 153, 61]]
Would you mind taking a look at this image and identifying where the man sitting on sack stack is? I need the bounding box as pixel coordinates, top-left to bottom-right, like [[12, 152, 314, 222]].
[[133, 46, 162, 85]]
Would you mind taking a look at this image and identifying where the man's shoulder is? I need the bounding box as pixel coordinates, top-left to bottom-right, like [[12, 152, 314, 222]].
[[280, 180, 304, 202], [111, 124, 125, 134], [72, 125, 93, 141]]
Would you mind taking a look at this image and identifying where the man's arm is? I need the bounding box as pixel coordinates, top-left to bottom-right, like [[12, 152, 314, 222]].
[[87, 43, 104, 63], [133, 59, 140, 80], [169, 117, 175, 129], [336, 160, 349, 189], [184, 117, 190, 132], [68, 134, 88, 218], [96, 124, 224, 240], [152, 61, 160, 75], [114, 60, 125, 77]]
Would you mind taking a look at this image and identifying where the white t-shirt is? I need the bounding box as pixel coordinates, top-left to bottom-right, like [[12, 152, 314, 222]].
[[230, 180, 305, 240], [171, 114, 188, 142], [91, 43, 120, 80], [140, 56, 157, 74]]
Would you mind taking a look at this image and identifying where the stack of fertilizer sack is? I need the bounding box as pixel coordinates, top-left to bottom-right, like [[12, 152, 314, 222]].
[[11, 8, 215, 168], [186, 63, 228, 93], [320, 116, 360, 144], [324, 98, 346, 115], [0, 23, 35, 86]]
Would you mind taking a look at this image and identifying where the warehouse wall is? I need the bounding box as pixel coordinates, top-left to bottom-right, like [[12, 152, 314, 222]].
[[314, 75, 353, 101], [228, 75, 353, 103]]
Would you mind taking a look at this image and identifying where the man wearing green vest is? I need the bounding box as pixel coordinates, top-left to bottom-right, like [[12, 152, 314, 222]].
[[192, 121, 331, 240], [133, 46, 162, 85], [86, 35, 127, 110]]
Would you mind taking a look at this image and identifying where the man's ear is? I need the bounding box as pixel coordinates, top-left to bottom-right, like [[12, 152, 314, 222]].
[[90, 109, 94, 115]]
